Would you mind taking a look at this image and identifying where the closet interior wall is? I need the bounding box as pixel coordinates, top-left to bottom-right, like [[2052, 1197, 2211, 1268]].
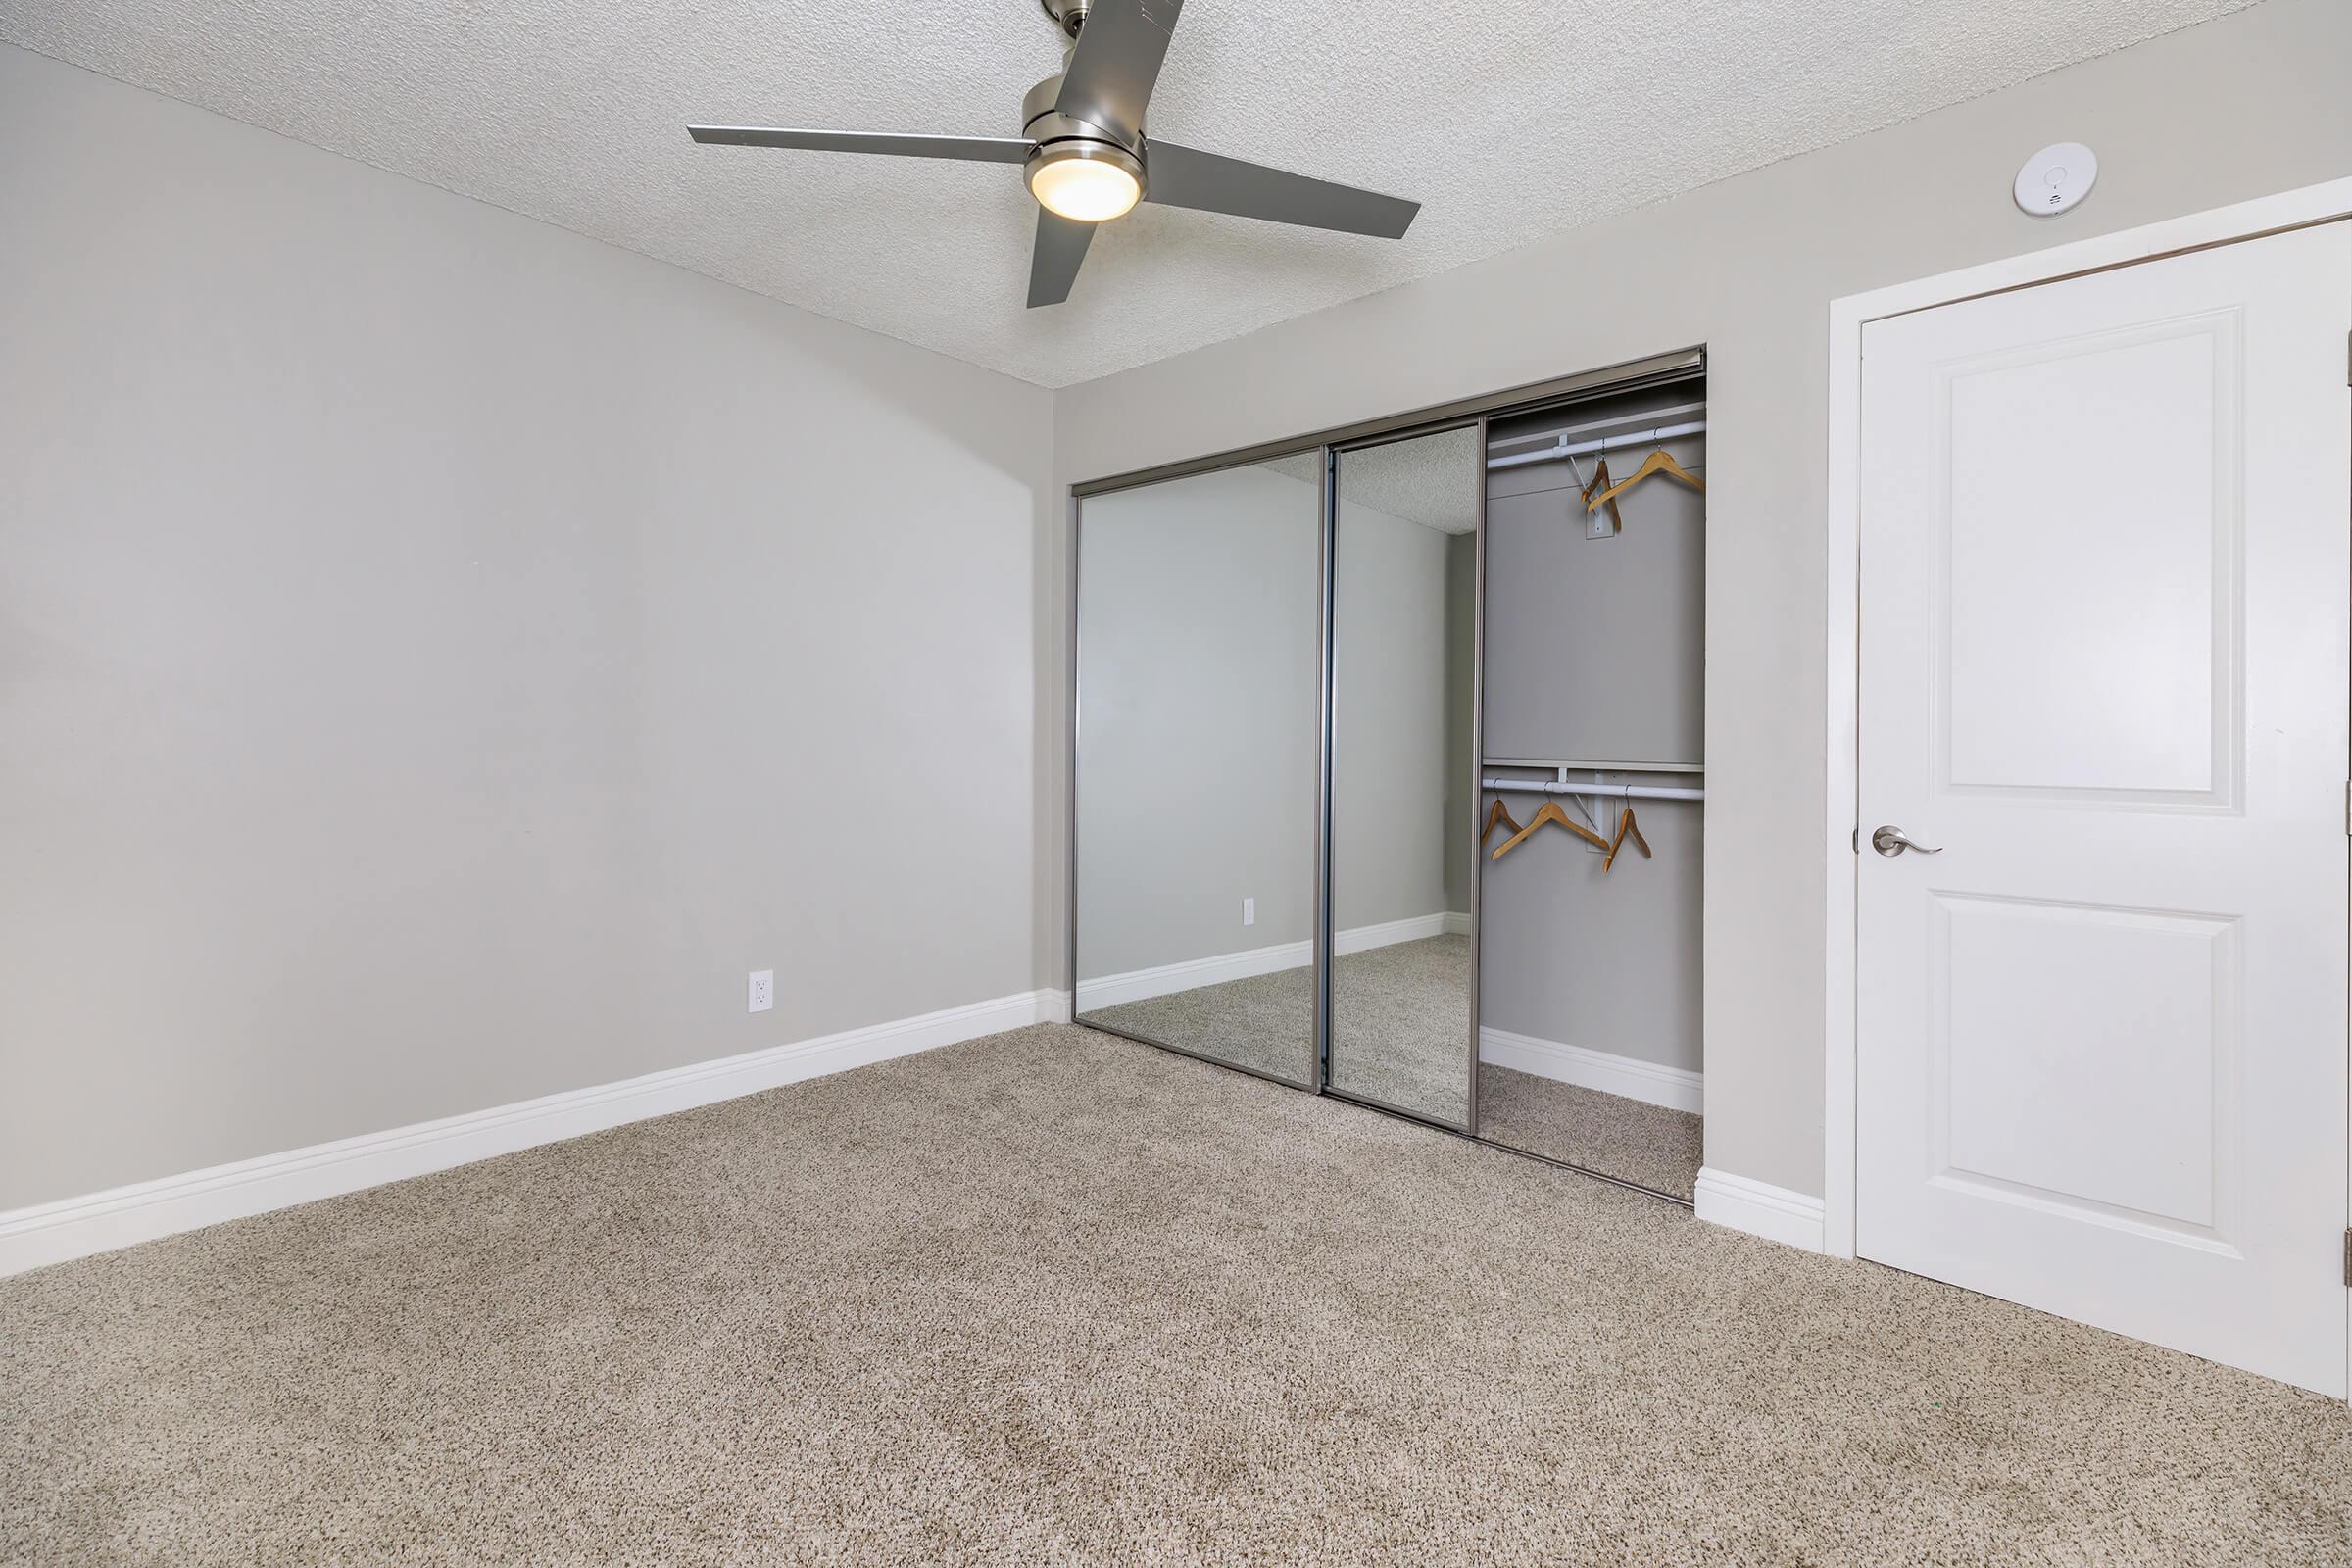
[[1477, 378, 1706, 1199]]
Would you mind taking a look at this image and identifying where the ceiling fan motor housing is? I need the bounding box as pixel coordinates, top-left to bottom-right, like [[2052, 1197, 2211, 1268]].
[[1039, 0, 1091, 39], [1022, 73, 1133, 149]]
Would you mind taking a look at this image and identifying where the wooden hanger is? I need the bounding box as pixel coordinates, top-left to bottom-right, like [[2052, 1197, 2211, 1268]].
[[1480, 796, 1525, 849], [1602, 806, 1652, 873], [1586, 447, 1705, 513], [1582, 457, 1624, 536], [1492, 799, 1612, 859]]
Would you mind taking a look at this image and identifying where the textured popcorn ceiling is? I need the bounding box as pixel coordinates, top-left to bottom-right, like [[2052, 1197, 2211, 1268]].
[[1, 0, 2258, 387], [1266, 426, 1483, 534]]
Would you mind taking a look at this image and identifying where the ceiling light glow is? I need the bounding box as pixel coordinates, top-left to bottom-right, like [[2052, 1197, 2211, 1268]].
[[1027, 144, 1143, 222]]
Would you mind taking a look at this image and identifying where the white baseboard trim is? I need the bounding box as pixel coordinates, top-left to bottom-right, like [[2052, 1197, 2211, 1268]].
[[1478, 1026, 1703, 1115], [1332, 911, 1455, 956], [0, 987, 1061, 1279], [1692, 1167, 1827, 1253], [1441, 910, 1472, 937], [1076, 936, 1311, 1012], [1077, 912, 1458, 1012]]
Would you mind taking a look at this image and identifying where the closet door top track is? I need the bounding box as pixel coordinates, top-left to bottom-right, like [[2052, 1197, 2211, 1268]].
[[1069, 348, 1704, 499]]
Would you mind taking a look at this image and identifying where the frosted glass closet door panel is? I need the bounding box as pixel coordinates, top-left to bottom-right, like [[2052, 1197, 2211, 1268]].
[[1325, 425, 1482, 1126]]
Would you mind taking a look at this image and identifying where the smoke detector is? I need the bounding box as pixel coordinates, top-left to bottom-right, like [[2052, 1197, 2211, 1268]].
[[2015, 142, 2097, 217]]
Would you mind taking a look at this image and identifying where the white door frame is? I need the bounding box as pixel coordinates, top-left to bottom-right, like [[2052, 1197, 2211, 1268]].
[[1823, 176, 2352, 1266]]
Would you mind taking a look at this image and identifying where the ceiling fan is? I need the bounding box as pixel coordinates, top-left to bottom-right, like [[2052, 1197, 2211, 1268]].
[[687, 0, 1421, 309]]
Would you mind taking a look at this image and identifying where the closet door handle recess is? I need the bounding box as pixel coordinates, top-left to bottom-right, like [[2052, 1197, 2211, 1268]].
[[1870, 825, 1942, 857]]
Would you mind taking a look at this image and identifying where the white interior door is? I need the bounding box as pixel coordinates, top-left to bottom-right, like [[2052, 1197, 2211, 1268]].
[[1856, 221, 2352, 1396]]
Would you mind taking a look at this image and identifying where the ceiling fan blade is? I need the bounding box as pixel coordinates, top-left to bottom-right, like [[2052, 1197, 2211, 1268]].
[[1027, 210, 1097, 309], [1142, 140, 1418, 238], [1054, 0, 1183, 145], [686, 125, 1034, 163]]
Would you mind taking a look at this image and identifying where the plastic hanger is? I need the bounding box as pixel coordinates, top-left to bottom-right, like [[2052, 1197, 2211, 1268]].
[[1492, 799, 1612, 859], [1586, 447, 1704, 512], [1602, 806, 1652, 873], [1480, 796, 1524, 848]]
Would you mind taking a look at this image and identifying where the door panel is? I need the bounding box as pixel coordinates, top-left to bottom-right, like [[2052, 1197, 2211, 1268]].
[[1857, 221, 2351, 1396], [1325, 425, 1482, 1128], [1072, 463, 1323, 1088], [1940, 318, 2237, 800], [1935, 894, 2237, 1236]]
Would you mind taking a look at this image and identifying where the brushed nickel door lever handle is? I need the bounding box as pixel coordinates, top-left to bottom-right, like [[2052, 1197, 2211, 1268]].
[[1871, 825, 1942, 857]]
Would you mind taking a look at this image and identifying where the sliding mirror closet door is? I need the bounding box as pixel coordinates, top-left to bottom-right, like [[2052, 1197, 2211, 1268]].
[[1073, 461, 1323, 1087], [1325, 425, 1483, 1127]]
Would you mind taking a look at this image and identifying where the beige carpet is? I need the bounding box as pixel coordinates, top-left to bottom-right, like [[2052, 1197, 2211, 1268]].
[[1083, 935, 1476, 1120], [1081, 956, 1318, 1085], [1327, 934, 1471, 1124], [5, 1025, 2348, 1565], [1088, 936, 1700, 1197], [1477, 1064, 1705, 1201]]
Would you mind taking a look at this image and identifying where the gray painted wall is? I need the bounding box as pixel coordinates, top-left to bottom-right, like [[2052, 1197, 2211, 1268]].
[[1073, 465, 1321, 979], [1483, 432, 1707, 768], [1043, 0, 2352, 1199], [1479, 795, 1704, 1077], [1442, 534, 1476, 915], [1478, 422, 1706, 1076], [0, 47, 1054, 1210], [1074, 466, 1462, 981], [1332, 484, 1460, 938]]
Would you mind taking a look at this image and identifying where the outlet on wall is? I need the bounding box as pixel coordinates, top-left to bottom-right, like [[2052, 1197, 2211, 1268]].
[[1242, 897, 1255, 927], [748, 969, 774, 1013]]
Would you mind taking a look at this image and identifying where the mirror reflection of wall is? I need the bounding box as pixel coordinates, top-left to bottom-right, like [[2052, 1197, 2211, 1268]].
[[1321, 426, 1483, 1126], [1073, 460, 1322, 1087], [1476, 383, 1707, 1199]]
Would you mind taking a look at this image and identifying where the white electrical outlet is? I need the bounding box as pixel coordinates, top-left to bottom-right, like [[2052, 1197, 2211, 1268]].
[[748, 969, 773, 1013], [1242, 897, 1255, 927]]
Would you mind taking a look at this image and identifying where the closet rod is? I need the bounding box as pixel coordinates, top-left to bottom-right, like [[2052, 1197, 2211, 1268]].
[[1481, 775, 1705, 803], [1486, 419, 1706, 471], [1484, 757, 1702, 774], [1492, 398, 1704, 448]]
